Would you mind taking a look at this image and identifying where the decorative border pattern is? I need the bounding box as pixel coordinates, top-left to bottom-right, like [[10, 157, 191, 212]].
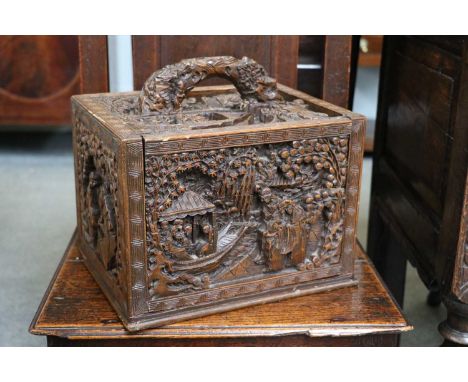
[[148, 264, 342, 312], [145, 123, 352, 155], [341, 118, 366, 273], [125, 142, 148, 316]]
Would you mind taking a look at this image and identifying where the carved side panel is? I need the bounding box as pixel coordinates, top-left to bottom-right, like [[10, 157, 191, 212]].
[[452, 173, 468, 303], [143, 131, 352, 312], [73, 107, 126, 296]]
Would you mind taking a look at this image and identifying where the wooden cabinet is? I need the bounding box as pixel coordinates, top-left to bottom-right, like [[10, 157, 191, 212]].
[[368, 36, 468, 345]]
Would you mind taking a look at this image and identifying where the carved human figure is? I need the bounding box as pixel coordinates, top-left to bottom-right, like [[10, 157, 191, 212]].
[[302, 195, 323, 255], [184, 224, 193, 240], [159, 221, 170, 243], [282, 201, 307, 265], [196, 223, 215, 257], [84, 170, 102, 247], [258, 187, 279, 223], [97, 188, 117, 269], [261, 200, 308, 271], [263, 221, 282, 271], [283, 201, 305, 225], [164, 219, 194, 260]]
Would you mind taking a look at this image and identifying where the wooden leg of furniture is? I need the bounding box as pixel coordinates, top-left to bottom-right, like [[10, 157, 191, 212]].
[[426, 289, 442, 307], [439, 296, 468, 346], [367, 205, 407, 306]]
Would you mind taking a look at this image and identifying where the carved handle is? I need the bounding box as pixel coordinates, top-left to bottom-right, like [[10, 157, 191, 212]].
[[139, 56, 281, 114]]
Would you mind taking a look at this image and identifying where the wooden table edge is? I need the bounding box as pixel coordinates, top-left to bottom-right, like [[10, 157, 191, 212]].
[[29, 231, 78, 336], [30, 323, 413, 340]]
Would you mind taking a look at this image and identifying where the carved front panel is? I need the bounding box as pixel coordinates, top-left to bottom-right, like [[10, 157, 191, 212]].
[[143, 134, 350, 312]]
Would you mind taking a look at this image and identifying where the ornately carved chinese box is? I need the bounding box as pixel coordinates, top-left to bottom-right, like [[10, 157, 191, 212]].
[[72, 56, 366, 331]]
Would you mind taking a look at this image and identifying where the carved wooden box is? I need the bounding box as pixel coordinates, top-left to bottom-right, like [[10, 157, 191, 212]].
[[72, 56, 366, 331]]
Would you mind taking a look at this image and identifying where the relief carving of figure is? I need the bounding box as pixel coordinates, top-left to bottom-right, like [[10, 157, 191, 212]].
[[75, 120, 123, 290], [83, 170, 102, 247]]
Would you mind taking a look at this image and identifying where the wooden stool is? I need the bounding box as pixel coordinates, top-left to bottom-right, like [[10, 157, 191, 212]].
[[29, 231, 410, 346]]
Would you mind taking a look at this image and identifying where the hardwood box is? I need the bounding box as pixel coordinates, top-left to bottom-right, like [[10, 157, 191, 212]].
[[72, 56, 366, 331]]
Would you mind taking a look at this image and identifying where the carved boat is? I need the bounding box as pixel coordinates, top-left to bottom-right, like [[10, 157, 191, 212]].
[[172, 225, 247, 273]]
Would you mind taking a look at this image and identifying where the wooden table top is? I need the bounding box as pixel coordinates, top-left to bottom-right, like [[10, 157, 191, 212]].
[[30, 231, 411, 340]]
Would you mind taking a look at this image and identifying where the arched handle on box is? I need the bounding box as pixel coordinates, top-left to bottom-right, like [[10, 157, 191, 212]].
[[139, 56, 281, 114]]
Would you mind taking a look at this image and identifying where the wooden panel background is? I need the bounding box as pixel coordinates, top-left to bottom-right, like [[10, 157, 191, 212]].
[[132, 36, 299, 90], [0, 36, 80, 125], [0, 36, 354, 126], [78, 36, 109, 94], [132, 36, 353, 109]]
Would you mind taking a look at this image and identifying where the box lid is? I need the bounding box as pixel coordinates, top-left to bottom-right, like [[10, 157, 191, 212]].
[[72, 56, 354, 142]]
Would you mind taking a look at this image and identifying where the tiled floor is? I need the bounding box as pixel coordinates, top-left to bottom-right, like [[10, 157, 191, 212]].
[[0, 131, 446, 346]]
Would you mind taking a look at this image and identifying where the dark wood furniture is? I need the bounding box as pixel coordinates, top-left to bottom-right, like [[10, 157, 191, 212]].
[[367, 36, 468, 345], [0, 36, 80, 126], [29, 231, 410, 346], [79, 36, 354, 109]]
